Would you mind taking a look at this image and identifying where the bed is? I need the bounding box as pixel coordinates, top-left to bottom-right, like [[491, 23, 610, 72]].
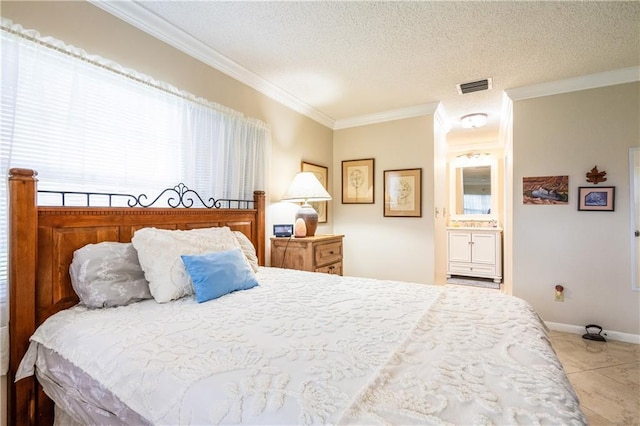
[[7, 168, 586, 425]]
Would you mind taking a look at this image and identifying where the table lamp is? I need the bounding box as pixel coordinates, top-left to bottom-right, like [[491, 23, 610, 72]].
[[282, 171, 331, 236]]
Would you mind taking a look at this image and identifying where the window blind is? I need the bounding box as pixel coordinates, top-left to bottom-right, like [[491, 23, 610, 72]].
[[0, 18, 269, 375]]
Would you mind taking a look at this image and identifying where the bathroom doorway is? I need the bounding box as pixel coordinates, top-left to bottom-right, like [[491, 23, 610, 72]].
[[631, 147, 639, 290]]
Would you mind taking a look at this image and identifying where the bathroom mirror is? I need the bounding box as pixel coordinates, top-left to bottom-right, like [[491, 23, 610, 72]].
[[449, 157, 498, 221], [457, 166, 491, 214]]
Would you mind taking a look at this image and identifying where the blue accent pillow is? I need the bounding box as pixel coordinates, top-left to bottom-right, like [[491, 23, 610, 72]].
[[181, 248, 259, 303]]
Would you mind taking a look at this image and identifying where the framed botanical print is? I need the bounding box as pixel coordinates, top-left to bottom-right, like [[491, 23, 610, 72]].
[[342, 158, 374, 204], [383, 168, 422, 217], [301, 161, 329, 222]]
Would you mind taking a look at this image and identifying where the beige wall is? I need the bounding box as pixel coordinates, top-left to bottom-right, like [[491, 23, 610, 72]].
[[333, 116, 436, 283], [512, 82, 640, 335], [1, 0, 335, 253]]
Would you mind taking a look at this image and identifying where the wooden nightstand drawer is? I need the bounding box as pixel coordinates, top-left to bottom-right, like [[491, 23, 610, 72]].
[[270, 235, 344, 275], [315, 261, 342, 275], [314, 241, 342, 267]]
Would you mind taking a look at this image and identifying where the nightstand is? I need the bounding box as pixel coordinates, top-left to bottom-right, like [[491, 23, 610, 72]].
[[270, 234, 343, 275]]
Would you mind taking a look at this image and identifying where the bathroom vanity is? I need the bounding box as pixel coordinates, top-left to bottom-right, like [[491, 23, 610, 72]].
[[446, 227, 502, 283]]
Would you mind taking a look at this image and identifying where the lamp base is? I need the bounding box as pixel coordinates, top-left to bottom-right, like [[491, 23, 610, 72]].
[[295, 203, 318, 237]]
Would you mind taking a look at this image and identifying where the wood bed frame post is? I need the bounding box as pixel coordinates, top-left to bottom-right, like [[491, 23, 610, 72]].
[[8, 168, 38, 426], [254, 190, 266, 266]]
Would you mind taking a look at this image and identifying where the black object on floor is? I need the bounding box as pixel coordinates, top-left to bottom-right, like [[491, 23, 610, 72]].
[[582, 324, 606, 342]]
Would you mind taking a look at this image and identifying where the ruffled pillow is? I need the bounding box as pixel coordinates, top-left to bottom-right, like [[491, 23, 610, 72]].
[[131, 226, 241, 303], [233, 231, 259, 272]]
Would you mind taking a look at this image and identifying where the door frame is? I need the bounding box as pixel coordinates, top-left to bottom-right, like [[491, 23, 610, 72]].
[[630, 147, 639, 291]]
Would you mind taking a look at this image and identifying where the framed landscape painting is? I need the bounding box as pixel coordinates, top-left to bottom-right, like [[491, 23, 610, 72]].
[[522, 175, 569, 205], [578, 186, 615, 211]]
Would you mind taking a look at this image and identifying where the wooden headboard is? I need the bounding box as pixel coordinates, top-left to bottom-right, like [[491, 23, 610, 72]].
[[7, 168, 266, 425]]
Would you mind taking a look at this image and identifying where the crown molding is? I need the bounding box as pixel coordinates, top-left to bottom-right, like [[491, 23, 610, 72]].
[[434, 103, 452, 134], [497, 92, 513, 146], [506, 66, 640, 101], [88, 0, 335, 129], [333, 102, 441, 130], [89, 2, 639, 132]]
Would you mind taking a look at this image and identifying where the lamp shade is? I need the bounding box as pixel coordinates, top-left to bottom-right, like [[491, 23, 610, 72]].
[[282, 172, 331, 237], [282, 172, 331, 202]]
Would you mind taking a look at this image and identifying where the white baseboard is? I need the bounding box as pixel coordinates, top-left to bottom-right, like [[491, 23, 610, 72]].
[[545, 321, 640, 345]]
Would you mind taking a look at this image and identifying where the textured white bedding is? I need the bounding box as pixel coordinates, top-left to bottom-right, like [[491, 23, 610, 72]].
[[18, 267, 586, 425]]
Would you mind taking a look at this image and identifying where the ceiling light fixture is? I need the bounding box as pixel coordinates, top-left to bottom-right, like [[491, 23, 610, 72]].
[[460, 113, 488, 129], [456, 152, 490, 159]]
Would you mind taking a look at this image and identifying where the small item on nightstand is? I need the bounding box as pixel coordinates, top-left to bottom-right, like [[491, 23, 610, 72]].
[[582, 324, 606, 342], [294, 218, 307, 238], [273, 224, 293, 237]]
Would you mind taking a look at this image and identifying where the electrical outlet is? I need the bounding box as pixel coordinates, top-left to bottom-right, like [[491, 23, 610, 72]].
[[554, 284, 564, 302]]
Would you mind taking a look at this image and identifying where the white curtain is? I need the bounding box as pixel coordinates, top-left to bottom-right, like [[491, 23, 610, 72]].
[[463, 194, 492, 215], [0, 19, 269, 375]]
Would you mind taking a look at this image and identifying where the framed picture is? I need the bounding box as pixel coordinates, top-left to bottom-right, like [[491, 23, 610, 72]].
[[578, 186, 615, 211], [342, 158, 374, 204], [383, 168, 422, 217], [522, 175, 569, 205], [301, 161, 328, 223]]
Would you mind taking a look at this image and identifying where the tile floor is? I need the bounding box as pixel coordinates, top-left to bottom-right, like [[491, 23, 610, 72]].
[[549, 330, 640, 425]]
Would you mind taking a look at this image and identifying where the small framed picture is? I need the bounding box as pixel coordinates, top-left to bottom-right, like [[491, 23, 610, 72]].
[[578, 186, 615, 211], [383, 168, 422, 217], [301, 161, 328, 223], [342, 158, 374, 204]]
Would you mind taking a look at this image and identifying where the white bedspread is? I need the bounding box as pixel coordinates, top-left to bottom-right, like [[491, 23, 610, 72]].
[[18, 267, 586, 425]]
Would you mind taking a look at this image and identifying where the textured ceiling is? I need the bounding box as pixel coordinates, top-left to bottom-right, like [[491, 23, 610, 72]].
[[103, 1, 639, 145]]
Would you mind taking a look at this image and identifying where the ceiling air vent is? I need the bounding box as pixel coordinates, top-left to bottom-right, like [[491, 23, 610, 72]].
[[456, 78, 493, 95]]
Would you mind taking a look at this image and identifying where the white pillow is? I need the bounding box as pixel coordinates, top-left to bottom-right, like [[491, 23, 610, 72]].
[[131, 226, 241, 303], [233, 231, 259, 272]]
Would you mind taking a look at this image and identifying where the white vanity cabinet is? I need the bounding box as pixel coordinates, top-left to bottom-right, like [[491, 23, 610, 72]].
[[447, 228, 502, 283]]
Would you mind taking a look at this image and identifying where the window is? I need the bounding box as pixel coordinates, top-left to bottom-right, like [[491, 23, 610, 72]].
[[463, 194, 492, 215], [0, 18, 269, 374]]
